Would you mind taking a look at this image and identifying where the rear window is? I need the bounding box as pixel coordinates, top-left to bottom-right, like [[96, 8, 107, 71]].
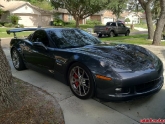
[[106, 22, 116, 26]]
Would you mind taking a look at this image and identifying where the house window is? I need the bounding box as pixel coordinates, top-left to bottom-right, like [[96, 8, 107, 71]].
[[58, 14, 62, 20], [68, 14, 73, 21]]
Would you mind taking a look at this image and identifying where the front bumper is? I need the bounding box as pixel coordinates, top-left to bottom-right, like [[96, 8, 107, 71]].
[[96, 75, 164, 101]]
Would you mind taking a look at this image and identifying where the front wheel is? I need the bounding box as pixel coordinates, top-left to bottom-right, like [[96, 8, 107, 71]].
[[11, 49, 26, 71], [125, 30, 130, 36], [68, 63, 94, 99]]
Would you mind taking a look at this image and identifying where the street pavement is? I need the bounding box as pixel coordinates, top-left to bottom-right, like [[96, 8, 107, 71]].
[[1, 37, 165, 124]]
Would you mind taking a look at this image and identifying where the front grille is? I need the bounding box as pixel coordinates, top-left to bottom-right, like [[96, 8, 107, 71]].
[[135, 77, 161, 93]]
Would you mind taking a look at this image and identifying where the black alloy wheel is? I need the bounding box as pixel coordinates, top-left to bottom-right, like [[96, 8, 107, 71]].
[[11, 49, 26, 70]]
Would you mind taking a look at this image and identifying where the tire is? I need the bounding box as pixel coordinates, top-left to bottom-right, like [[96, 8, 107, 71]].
[[68, 62, 94, 99], [98, 34, 102, 37], [11, 48, 26, 71], [109, 31, 115, 37], [125, 30, 130, 36]]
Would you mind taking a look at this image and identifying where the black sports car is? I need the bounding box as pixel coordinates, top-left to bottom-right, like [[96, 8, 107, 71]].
[[7, 28, 164, 101]]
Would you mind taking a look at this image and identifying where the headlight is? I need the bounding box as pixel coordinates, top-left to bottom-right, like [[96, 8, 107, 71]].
[[100, 60, 132, 72]]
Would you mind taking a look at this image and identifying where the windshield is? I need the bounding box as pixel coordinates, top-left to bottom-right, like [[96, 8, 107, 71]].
[[48, 29, 101, 48]]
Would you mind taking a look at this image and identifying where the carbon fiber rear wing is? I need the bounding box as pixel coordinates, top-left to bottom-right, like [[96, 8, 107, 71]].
[[6, 28, 39, 38]]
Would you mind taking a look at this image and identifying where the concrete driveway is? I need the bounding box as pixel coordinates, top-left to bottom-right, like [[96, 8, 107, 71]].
[[1, 38, 165, 124]]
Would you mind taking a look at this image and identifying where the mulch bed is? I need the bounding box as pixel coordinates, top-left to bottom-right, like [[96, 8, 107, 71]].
[[0, 77, 65, 124]]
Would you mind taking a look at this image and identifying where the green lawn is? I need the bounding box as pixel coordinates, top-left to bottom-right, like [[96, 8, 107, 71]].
[[99, 34, 165, 46], [0, 27, 33, 38]]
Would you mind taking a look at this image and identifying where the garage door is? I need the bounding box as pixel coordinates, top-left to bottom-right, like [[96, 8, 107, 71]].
[[18, 15, 38, 27], [103, 17, 113, 24]]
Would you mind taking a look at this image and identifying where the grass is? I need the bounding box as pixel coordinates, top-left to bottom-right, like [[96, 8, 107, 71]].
[[0, 27, 33, 38], [126, 23, 148, 29], [99, 34, 165, 46]]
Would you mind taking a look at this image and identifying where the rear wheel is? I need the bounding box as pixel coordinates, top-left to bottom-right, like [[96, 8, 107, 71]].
[[109, 31, 115, 37], [68, 63, 94, 99], [98, 34, 102, 37], [11, 48, 26, 70]]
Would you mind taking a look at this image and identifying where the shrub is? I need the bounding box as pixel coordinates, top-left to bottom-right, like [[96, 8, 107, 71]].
[[4, 23, 14, 27], [15, 24, 24, 28], [0, 21, 7, 26], [7, 14, 21, 25], [86, 20, 101, 25], [53, 19, 64, 26], [0, 24, 2, 27], [68, 20, 76, 24], [19, 24, 24, 28]]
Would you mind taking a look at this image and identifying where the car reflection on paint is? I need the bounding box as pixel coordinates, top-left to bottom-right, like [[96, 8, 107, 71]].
[[7, 28, 164, 101]]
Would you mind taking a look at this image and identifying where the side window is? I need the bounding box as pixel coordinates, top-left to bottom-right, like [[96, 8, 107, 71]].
[[27, 33, 34, 41], [120, 23, 125, 27], [31, 30, 49, 46], [111, 23, 116, 26], [118, 23, 124, 27], [118, 23, 121, 27], [106, 22, 110, 26]]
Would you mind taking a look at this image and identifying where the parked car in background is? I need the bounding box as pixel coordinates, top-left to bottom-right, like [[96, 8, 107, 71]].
[[7, 28, 164, 101], [94, 22, 130, 37]]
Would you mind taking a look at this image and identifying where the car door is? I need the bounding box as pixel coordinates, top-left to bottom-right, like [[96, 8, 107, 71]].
[[118, 23, 127, 34], [110, 22, 119, 33], [23, 30, 55, 72], [117, 23, 123, 34]]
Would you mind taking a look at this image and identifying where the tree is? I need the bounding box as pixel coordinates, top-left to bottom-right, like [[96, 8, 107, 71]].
[[152, 0, 165, 45], [107, 0, 128, 20], [50, 0, 109, 28], [138, 0, 154, 39], [125, 18, 130, 24], [0, 44, 20, 113], [151, 0, 161, 20], [127, 0, 143, 13]]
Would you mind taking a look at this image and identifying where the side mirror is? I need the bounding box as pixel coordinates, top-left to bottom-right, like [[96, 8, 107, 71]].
[[33, 42, 47, 50]]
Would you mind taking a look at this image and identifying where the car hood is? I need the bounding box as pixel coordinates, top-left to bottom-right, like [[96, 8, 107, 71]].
[[71, 44, 160, 72]]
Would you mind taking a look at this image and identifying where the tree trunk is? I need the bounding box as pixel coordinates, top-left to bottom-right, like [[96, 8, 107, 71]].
[[0, 44, 19, 113], [145, 3, 154, 39], [75, 17, 80, 28], [152, 0, 165, 45], [163, 25, 165, 32], [138, 0, 154, 39]]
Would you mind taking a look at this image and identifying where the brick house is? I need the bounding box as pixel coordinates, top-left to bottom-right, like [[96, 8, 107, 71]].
[[53, 8, 73, 22], [89, 10, 116, 24], [54, 9, 117, 24]]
